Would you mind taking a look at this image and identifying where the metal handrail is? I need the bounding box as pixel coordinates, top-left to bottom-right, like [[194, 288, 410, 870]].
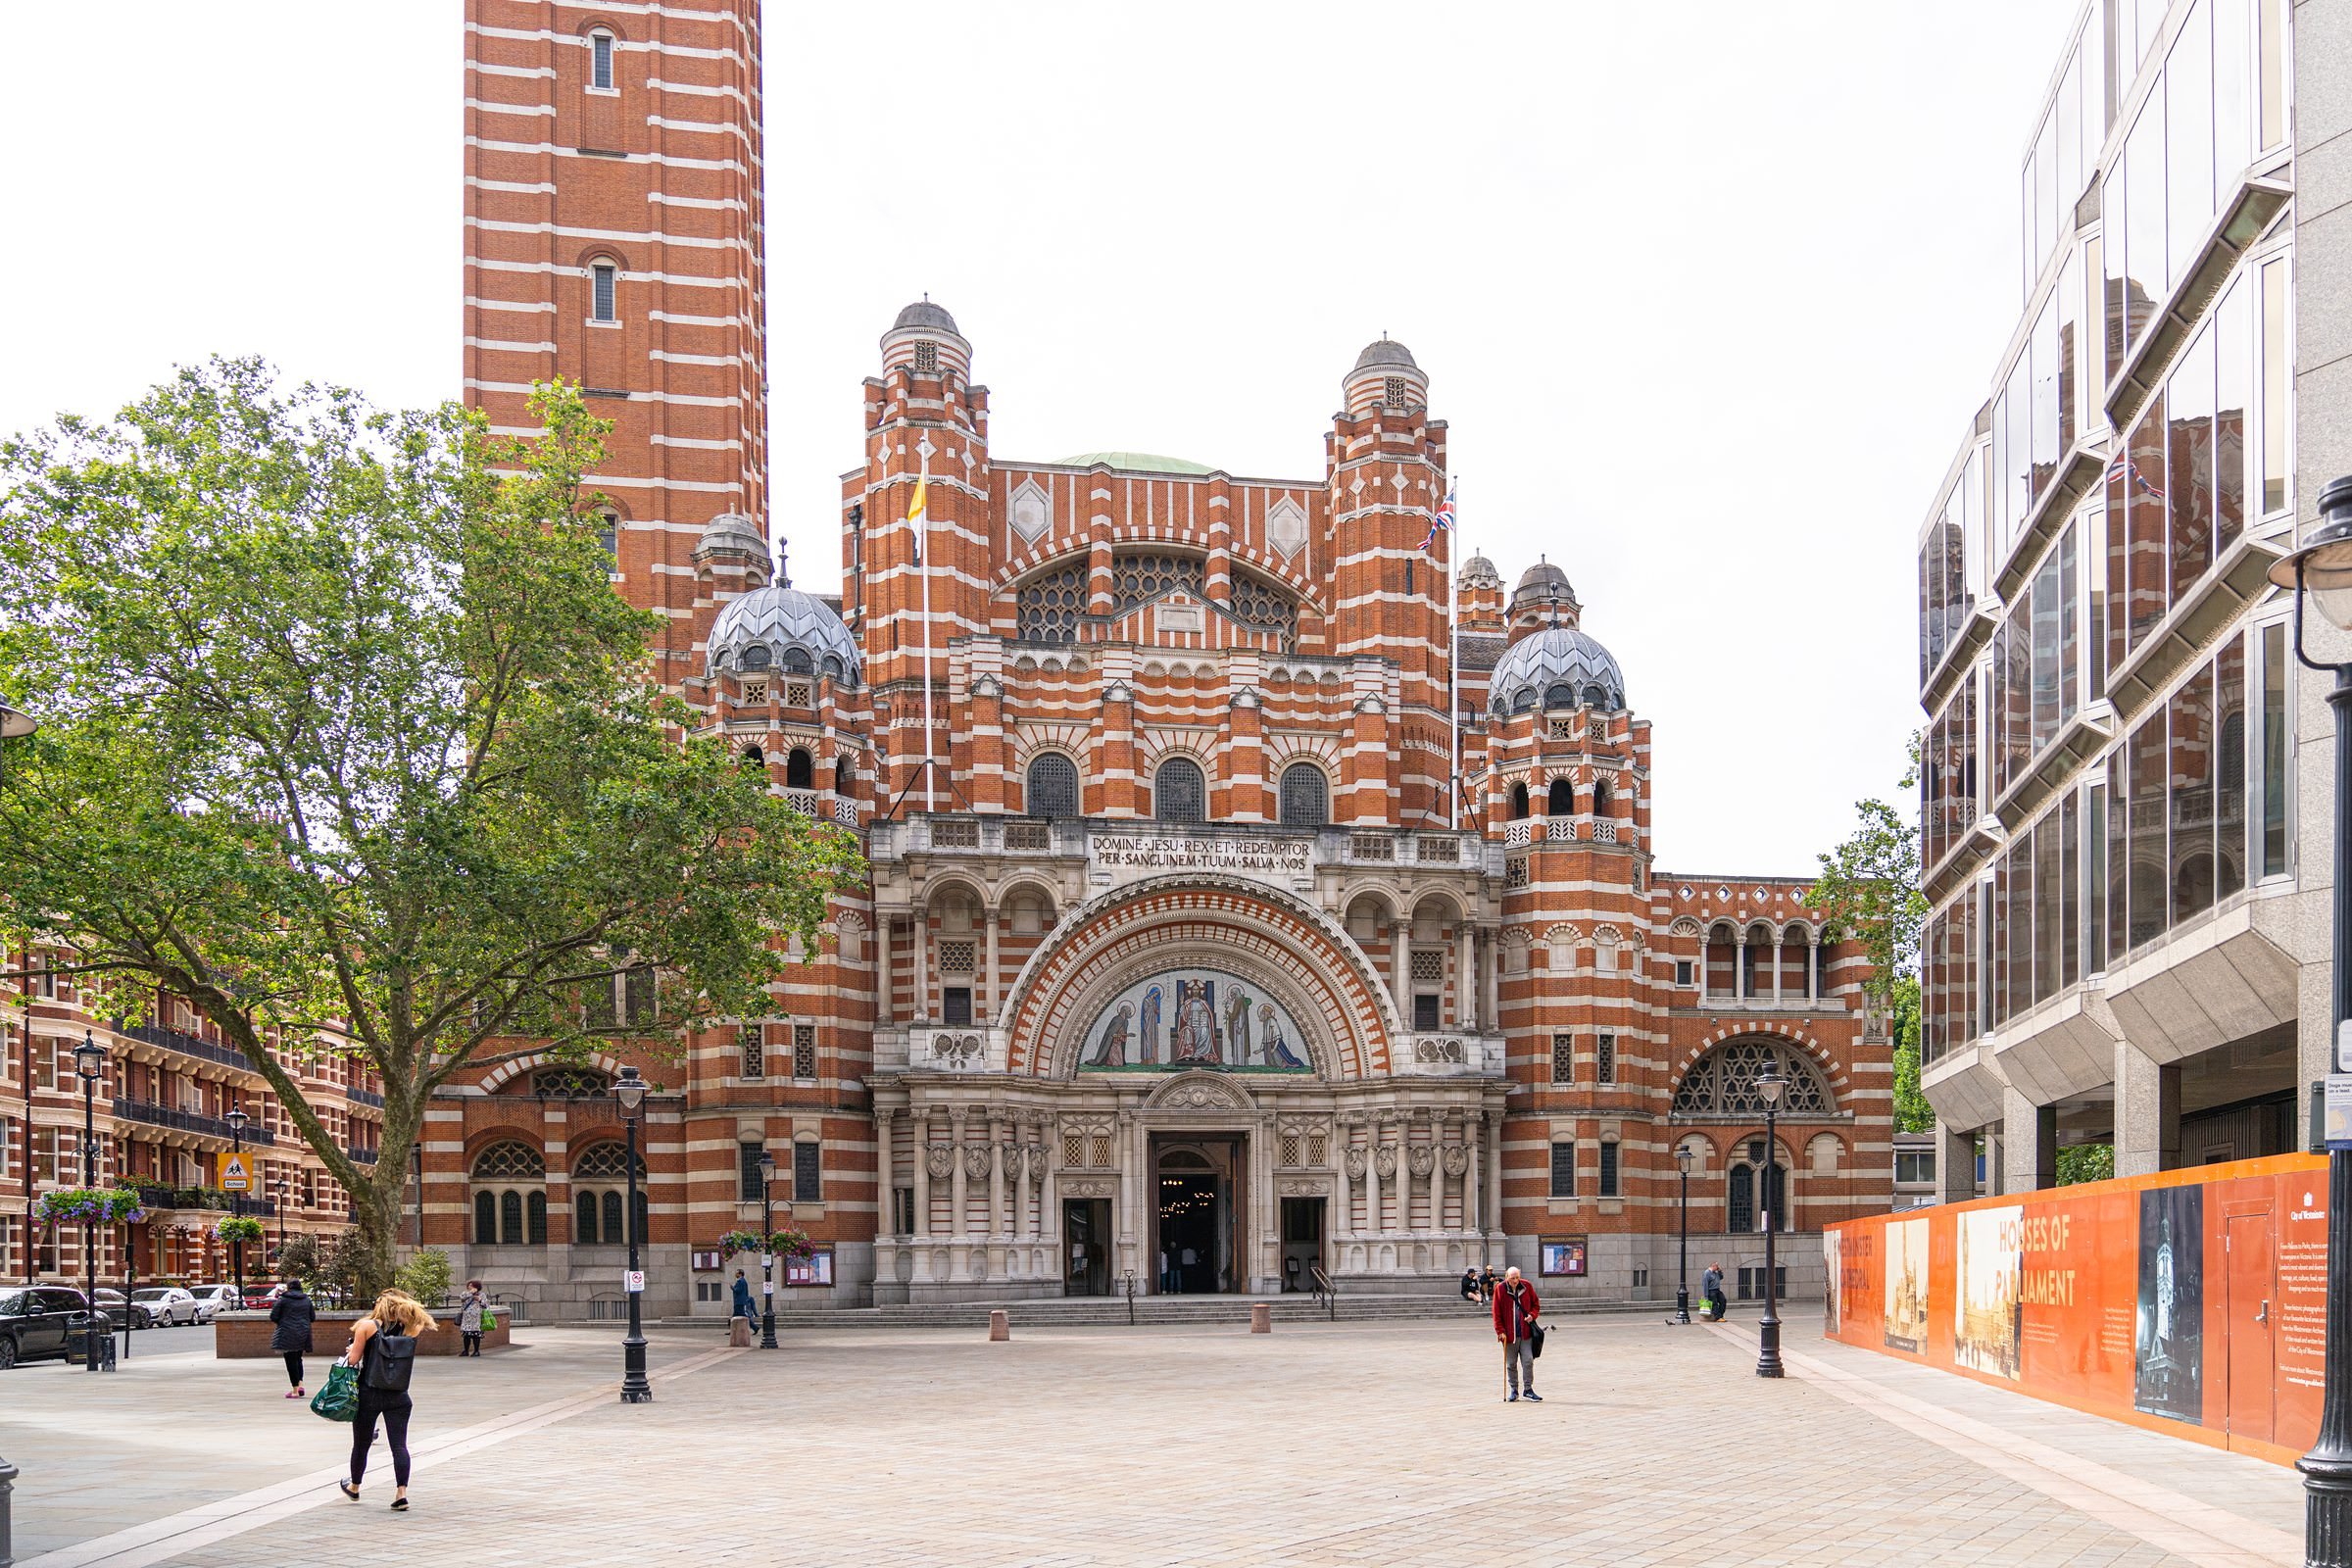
[[1309, 1262, 1337, 1322]]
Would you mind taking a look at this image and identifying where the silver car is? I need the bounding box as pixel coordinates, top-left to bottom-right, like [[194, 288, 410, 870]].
[[131, 1287, 201, 1326], [184, 1284, 238, 1323]]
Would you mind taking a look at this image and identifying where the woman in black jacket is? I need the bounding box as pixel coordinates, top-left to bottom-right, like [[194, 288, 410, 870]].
[[269, 1280, 316, 1399]]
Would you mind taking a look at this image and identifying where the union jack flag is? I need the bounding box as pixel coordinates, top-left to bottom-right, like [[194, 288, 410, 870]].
[[2106, 450, 2164, 502], [1423, 483, 1456, 552]]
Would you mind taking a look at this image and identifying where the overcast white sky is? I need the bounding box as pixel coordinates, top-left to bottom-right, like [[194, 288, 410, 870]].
[[1, 1, 2081, 874]]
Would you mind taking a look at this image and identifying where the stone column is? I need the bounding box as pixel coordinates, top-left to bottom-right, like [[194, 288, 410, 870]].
[[1364, 1117, 1385, 1242], [1481, 926, 1498, 1030], [2001, 1085, 2057, 1193], [879, 916, 895, 1026], [1771, 935, 1784, 1004], [1335, 1116, 1354, 1244], [988, 1120, 1006, 1239], [1116, 1111, 1139, 1281], [1483, 1111, 1504, 1259], [1391, 918, 1411, 1017], [1394, 1113, 1415, 1236], [1735, 933, 1747, 1001], [949, 1108, 968, 1239], [983, 906, 1001, 1023], [1808, 938, 1822, 1000], [912, 906, 930, 1022], [1936, 1122, 1977, 1206], [2116, 1041, 2182, 1178], [1454, 923, 1474, 1029], [1464, 1111, 1483, 1240], [911, 1109, 932, 1237], [876, 1108, 897, 1236]]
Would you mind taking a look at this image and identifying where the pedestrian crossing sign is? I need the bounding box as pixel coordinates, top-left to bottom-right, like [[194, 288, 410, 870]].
[[218, 1152, 256, 1193]]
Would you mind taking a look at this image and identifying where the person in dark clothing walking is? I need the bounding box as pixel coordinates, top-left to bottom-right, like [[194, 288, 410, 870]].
[[1492, 1266, 1543, 1402], [1702, 1262, 1729, 1321], [337, 1288, 437, 1512], [269, 1279, 316, 1399]]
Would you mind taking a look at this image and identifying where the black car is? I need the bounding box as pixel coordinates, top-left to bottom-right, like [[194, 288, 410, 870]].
[[0, 1286, 110, 1369]]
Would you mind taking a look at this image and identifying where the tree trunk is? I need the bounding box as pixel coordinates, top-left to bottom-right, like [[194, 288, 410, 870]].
[[346, 1175, 404, 1303]]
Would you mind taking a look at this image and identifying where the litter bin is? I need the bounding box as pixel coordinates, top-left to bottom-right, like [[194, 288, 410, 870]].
[[66, 1321, 117, 1371]]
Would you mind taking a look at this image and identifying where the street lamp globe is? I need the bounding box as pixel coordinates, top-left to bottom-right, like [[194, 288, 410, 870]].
[[73, 1032, 105, 1083], [758, 1152, 776, 1185], [1675, 1142, 1693, 1177], [1755, 1066, 1786, 1107], [612, 1064, 649, 1115], [2271, 476, 2352, 635], [0, 694, 34, 741], [224, 1105, 247, 1136]]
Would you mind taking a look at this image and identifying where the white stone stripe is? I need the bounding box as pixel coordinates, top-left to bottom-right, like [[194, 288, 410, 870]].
[[465, 296, 556, 314], [467, 134, 745, 174], [467, 21, 749, 63], [466, 217, 747, 252], [465, 336, 558, 354], [467, 258, 745, 291], [15, 1345, 745, 1568], [465, 97, 556, 118], [468, 176, 558, 195], [464, 378, 743, 409], [469, 63, 556, 81]]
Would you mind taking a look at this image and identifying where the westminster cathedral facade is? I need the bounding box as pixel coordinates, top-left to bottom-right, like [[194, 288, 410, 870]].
[[434, 0, 1890, 1316]]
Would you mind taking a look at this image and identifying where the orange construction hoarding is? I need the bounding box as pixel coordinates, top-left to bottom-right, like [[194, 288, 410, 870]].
[[1826, 1152, 2327, 1466]]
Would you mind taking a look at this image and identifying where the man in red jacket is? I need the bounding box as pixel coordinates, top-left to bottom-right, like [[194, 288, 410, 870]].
[[1492, 1265, 1543, 1402]]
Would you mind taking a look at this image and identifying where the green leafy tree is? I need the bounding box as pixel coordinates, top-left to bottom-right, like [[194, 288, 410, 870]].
[[2057, 1144, 2115, 1185], [0, 359, 863, 1301], [394, 1247, 454, 1305], [1887, 974, 1935, 1134], [1805, 737, 1932, 1132]]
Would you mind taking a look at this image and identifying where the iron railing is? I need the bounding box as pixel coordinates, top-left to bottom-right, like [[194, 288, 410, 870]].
[[110, 1098, 275, 1145], [342, 1085, 385, 1108], [116, 1021, 256, 1075], [1309, 1262, 1338, 1322]]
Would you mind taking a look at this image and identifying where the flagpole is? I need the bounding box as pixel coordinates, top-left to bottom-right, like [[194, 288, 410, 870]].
[[1446, 477, 1459, 832], [916, 434, 936, 813]]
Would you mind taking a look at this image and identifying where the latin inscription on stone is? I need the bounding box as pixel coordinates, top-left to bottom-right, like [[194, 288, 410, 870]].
[[1091, 832, 1311, 882]]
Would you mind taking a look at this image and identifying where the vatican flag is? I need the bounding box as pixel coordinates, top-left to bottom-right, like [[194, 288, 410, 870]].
[[906, 474, 928, 565]]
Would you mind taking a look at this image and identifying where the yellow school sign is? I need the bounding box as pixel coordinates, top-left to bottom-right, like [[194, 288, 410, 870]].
[[217, 1152, 256, 1194]]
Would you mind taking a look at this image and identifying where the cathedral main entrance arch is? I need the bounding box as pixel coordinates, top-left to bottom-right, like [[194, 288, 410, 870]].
[[873, 875, 1505, 1304]]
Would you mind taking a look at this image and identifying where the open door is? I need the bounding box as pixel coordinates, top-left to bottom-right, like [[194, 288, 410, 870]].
[[1280, 1197, 1325, 1293], [1063, 1198, 1111, 1298]]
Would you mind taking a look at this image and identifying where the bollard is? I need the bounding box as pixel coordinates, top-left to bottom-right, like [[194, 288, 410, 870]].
[[988, 1308, 1010, 1343], [1250, 1302, 1271, 1335], [728, 1316, 753, 1348], [2, 1449, 16, 1568]]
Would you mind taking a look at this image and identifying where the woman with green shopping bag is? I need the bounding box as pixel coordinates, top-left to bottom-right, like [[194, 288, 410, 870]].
[[332, 1289, 437, 1511]]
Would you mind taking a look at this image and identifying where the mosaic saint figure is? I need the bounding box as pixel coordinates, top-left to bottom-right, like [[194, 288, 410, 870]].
[[1173, 980, 1220, 1064], [1261, 1004, 1305, 1069], [1139, 984, 1162, 1065], [1088, 1002, 1132, 1067], [1226, 991, 1252, 1063]]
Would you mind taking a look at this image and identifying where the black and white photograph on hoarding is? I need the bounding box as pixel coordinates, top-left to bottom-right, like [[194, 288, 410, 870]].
[[2133, 1185, 2203, 1424]]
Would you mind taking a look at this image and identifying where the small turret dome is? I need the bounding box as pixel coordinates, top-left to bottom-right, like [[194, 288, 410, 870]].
[[1458, 552, 1502, 589], [1352, 337, 1419, 373], [892, 299, 959, 334], [707, 584, 861, 685], [1488, 626, 1628, 714], [1516, 561, 1572, 598]]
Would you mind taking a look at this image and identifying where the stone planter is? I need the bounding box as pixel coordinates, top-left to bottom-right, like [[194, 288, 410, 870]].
[[214, 1309, 512, 1359]]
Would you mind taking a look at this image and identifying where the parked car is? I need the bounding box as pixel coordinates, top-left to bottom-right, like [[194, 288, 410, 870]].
[[92, 1290, 154, 1331], [131, 1287, 201, 1326], [185, 1284, 239, 1321], [241, 1282, 285, 1310], [0, 1286, 110, 1369]]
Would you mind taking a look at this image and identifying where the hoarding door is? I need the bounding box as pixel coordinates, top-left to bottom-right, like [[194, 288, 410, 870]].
[[2225, 1211, 2277, 1447]]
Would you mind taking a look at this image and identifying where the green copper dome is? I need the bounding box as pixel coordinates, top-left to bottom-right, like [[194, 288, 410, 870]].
[[1054, 451, 1214, 475]]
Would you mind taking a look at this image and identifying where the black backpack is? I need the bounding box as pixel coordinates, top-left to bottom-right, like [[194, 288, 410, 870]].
[[364, 1329, 417, 1395]]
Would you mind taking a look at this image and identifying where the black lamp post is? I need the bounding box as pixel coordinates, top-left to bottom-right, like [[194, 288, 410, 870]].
[[271, 1179, 287, 1282], [73, 1031, 105, 1371], [2270, 474, 2352, 1565], [1672, 1141, 1693, 1326], [223, 1105, 248, 1301], [756, 1151, 779, 1349], [614, 1065, 652, 1403], [1755, 1064, 1786, 1379]]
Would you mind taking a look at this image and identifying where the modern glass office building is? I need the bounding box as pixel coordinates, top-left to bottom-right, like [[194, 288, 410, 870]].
[[1911, 0, 2343, 1195]]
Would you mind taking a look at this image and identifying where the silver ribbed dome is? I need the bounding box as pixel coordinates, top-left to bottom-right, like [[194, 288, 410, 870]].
[[1352, 337, 1418, 372], [892, 300, 959, 334], [1488, 626, 1627, 714], [707, 584, 861, 685]]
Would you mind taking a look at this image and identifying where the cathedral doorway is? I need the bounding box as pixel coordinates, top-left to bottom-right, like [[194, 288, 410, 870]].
[[1152, 1138, 1242, 1294], [1062, 1197, 1112, 1297], [1280, 1197, 1326, 1293]]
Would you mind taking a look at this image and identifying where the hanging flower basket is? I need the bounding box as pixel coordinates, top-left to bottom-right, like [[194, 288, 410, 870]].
[[718, 1228, 813, 1261], [214, 1216, 266, 1244], [36, 1188, 145, 1227]]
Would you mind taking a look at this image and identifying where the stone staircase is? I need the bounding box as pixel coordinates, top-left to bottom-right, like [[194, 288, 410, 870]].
[[654, 1293, 1699, 1331]]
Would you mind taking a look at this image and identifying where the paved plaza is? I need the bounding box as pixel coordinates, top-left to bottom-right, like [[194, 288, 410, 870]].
[[1, 1310, 2308, 1567]]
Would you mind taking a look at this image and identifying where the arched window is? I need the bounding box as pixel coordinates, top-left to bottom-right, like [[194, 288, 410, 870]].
[[603, 1190, 624, 1242], [1725, 1145, 1790, 1234], [470, 1141, 546, 1247], [742, 646, 772, 670], [1669, 1039, 1835, 1117], [569, 1141, 643, 1248], [834, 756, 854, 796], [1509, 782, 1530, 820], [1544, 683, 1576, 710], [741, 745, 764, 770], [1027, 753, 1079, 818], [1153, 757, 1206, 824], [821, 655, 844, 682], [574, 1190, 599, 1245], [1546, 778, 1574, 815], [595, 509, 618, 564], [1278, 762, 1328, 827], [786, 748, 814, 789], [591, 261, 618, 323], [588, 28, 615, 90], [1511, 687, 1538, 713], [781, 648, 813, 675], [1592, 778, 1611, 815]]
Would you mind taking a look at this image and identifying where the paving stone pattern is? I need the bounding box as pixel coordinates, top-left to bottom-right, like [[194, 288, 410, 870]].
[[0, 1313, 2305, 1567]]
